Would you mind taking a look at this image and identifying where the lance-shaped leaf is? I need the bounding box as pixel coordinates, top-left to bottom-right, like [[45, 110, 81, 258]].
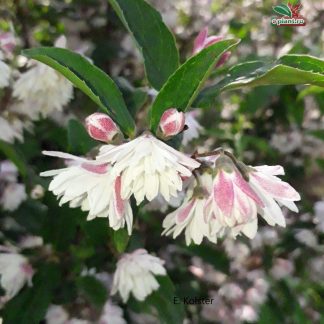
[[273, 5, 292, 17], [108, 0, 179, 90], [195, 55, 324, 107], [149, 39, 239, 131], [22, 47, 136, 137]]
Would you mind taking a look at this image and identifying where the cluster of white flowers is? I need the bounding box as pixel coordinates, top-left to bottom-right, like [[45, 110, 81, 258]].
[[195, 248, 270, 323], [41, 111, 199, 234], [13, 36, 74, 118], [42, 107, 300, 245], [0, 32, 74, 144]]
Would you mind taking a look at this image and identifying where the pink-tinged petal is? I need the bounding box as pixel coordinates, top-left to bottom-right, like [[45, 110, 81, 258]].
[[204, 196, 213, 222], [235, 186, 252, 220], [193, 27, 208, 54], [205, 35, 223, 47], [81, 163, 109, 174], [176, 200, 195, 223], [113, 176, 125, 218], [233, 171, 264, 207], [253, 165, 284, 176], [21, 262, 34, 278], [216, 51, 231, 67], [214, 171, 234, 217], [251, 173, 300, 201]]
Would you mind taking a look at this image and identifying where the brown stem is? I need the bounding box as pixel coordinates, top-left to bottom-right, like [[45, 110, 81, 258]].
[[192, 147, 224, 159]]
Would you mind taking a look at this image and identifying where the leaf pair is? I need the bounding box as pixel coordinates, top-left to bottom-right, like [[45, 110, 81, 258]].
[[23, 0, 237, 137]]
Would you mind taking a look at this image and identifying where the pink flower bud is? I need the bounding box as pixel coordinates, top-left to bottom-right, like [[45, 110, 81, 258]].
[[159, 108, 185, 137], [85, 113, 120, 142], [193, 27, 223, 54], [0, 32, 16, 53], [193, 27, 231, 67], [216, 51, 231, 67]]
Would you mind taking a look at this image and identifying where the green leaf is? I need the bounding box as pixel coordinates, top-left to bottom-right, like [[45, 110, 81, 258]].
[[196, 55, 324, 106], [273, 5, 292, 17], [297, 85, 324, 101], [194, 61, 264, 107], [149, 39, 240, 131], [116, 77, 148, 118], [2, 263, 61, 324], [67, 119, 97, 154], [111, 227, 130, 253], [108, 0, 179, 90], [0, 139, 28, 177], [22, 47, 135, 137], [77, 275, 108, 307], [42, 194, 80, 251]]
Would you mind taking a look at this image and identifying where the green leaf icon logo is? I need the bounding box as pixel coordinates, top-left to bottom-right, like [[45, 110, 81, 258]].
[[273, 4, 292, 17]]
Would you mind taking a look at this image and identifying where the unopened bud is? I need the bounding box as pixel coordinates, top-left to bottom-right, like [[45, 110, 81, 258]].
[[159, 108, 185, 137], [85, 113, 120, 142]]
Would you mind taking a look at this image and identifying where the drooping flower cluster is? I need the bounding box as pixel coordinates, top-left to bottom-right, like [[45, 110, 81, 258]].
[[111, 249, 166, 302], [41, 110, 200, 233], [163, 151, 300, 244]]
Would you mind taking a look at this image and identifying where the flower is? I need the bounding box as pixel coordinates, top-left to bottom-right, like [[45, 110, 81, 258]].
[[182, 110, 203, 145], [158, 108, 185, 137], [111, 249, 166, 302], [99, 301, 126, 324], [270, 258, 294, 280], [314, 200, 324, 233], [219, 283, 244, 301], [0, 31, 16, 53], [0, 253, 34, 300], [96, 133, 200, 204], [85, 112, 121, 142], [206, 155, 264, 239], [0, 182, 27, 211], [0, 115, 27, 143], [0, 32, 16, 53], [234, 305, 258, 323], [294, 229, 317, 247], [40, 151, 133, 234], [248, 165, 301, 228], [162, 173, 218, 245], [45, 305, 69, 324], [13, 37, 73, 118], [193, 27, 231, 67], [0, 51, 10, 88], [0, 160, 27, 211], [30, 184, 45, 200]]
